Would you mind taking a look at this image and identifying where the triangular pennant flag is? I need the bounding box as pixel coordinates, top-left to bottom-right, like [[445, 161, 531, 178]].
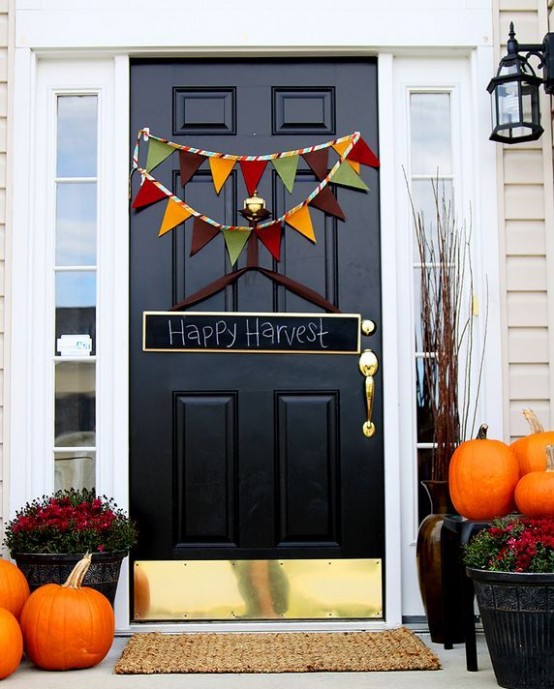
[[190, 217, 220, 255], [347, 137, 380, 168], [209, 157, 236, 194], [131, 178, 168, 209], [285, 205, 316, 242], [302, 148, 329, 181], [222, 229, 251, 266], [332, 140, 360, 173], [240, 160, 268, 196], [331, 161, 369, 191], [158, 197, 193, 236], [332, 140, 350, 157], [309, 186, 345, 220], [255, 222, 282, 261], [271, 156, 299, 193], [146, 139, 174, 173], [179, 150, 204, 186]]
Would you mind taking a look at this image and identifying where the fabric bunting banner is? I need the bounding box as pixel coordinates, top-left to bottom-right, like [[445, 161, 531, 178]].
[[131, 128, 379, 266]]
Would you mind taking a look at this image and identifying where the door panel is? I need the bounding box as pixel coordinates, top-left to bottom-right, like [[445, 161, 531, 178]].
[[130, 59, 383, 567]]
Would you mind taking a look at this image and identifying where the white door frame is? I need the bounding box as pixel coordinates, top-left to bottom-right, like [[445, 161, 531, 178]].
[[6, 1, 498, 632]]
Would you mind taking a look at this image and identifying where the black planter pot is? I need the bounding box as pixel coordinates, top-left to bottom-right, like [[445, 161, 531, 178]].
[[13, 551, 126, 606], [468, 567, 554, 689]]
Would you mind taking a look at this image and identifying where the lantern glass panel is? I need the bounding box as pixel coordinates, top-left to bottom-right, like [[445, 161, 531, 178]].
[[521, 81, 539, 123], [497, 81, 521, 126]]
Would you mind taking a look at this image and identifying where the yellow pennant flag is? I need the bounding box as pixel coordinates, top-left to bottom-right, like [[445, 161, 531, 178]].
[[159, 197, 193, 236], [209, 158, 236, 194], [332, 140, 360, 173], [285, 205, 315, 242]]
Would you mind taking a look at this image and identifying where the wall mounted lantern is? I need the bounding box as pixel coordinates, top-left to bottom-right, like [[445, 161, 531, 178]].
[[487, 22, 554, 143]]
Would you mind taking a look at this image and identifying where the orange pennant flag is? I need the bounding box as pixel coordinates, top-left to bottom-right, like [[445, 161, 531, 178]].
[[285, 205, 315, 242], [209, 158, 236, 194], [159, 197, 193, 236], [332, 140, 360, 173]]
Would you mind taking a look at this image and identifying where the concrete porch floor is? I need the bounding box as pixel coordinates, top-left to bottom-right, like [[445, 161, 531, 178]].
[[5, 632, 499, 689]]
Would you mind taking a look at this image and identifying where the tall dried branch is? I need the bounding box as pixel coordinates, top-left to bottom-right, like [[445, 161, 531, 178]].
[[408, 177, 487, 481]]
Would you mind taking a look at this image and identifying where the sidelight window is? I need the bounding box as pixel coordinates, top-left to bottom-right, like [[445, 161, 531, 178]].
[[408, 91, 455, 522], [53, 95, 98, 491]]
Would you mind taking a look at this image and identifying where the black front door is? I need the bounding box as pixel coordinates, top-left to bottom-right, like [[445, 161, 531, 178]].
[[129, 59, 383, 569]]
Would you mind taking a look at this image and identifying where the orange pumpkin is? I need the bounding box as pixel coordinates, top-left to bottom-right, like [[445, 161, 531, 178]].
[[515, 445, 554, 518], [511, 408, 554, 476], [20, 553, 115, 671], [0, 559, 30, 620], [0, 607, 23, 679], [449, 424, 519, 520]]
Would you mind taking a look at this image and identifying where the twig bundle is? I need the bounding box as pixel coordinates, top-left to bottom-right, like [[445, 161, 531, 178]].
[[412, 180, 487, 481]]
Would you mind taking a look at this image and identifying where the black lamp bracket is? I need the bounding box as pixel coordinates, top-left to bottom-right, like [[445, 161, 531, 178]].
[[508, 25, 554, 94]]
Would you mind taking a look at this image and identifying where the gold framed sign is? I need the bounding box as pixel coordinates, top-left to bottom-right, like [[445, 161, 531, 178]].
[[143, 312, 361, 354]]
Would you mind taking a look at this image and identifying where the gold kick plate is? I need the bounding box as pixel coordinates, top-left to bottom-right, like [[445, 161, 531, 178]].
[[133, 558, 382, 621]]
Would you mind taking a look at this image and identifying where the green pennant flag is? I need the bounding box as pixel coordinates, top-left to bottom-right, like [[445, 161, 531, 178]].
[[146, 139, 174, 173], [331, 161, 369, 191], [222, 229, 251, 266], [272, 155, 299, 193]]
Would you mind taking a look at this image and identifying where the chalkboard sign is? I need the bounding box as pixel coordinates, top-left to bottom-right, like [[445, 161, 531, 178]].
[[143, 312, 361, 354]]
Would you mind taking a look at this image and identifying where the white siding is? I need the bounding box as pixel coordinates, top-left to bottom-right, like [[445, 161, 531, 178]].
[[497, 0, 554, 440]]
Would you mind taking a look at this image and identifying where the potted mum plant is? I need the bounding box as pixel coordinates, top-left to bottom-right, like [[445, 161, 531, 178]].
[[464, 516, 554, 689], [3, 488, 137, 605]]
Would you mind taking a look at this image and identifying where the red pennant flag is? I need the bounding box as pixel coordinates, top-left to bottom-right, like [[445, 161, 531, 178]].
[[255, 222, 282, 261], [190, 217, 220, 256], [348, 137, 380, 168], [131, 178, 167, 209], [179, 150, 204, 185], [240, 160, 268, 196], [309, 186, 345, 220], [302, 148, 329, 181]]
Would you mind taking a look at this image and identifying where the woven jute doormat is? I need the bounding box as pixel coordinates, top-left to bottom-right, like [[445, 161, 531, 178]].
[[115, 627, 440, 674]]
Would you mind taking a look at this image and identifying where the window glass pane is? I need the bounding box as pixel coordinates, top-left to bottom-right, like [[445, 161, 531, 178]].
[[417, 448, 435, 522], [411, 91, 456, 521], [56, 95, 98, 177], [55, 272, 96, 355], [415, 356, 436, 444], [54, 361, 96, 447], [413, 268, 424, 352], [55, 182, 97, 265], [55, 450, 95, 492], [410, 93, 452, 175], [411, 178, 453, 261]]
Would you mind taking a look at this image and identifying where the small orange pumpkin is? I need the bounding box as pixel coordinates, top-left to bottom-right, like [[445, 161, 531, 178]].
[[515, 444, 554, 518], [0, 607, 23, 679], [511, 408, 554, 476], [20, 553, 115, 671], [0, 559, 30, 620], [449, 424, 519, 520]]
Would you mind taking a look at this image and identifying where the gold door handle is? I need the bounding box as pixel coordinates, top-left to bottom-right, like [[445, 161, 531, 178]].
[[358, 349, 379, 438]]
